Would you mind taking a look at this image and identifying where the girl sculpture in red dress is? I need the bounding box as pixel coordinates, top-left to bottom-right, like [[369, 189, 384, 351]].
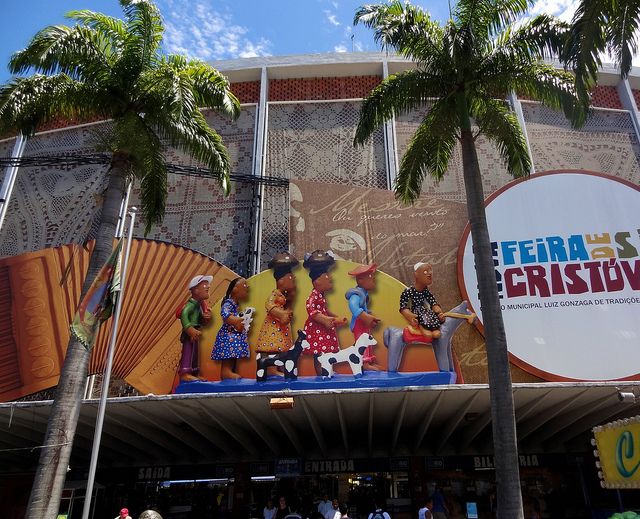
[[302, 250, 347, 375]]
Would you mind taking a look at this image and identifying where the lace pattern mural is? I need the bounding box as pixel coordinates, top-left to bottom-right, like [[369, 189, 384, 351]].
[[395, 104, 512, 203], [259, 184, 289, 270], [522, 102, 640, 180], [163, 106, 256, 175], [266, 101, 386, 186], [130, 106, 257, 275], [130, 175, 254, 276], [0, 124, 109, 257], [262, 101, 386, 267]]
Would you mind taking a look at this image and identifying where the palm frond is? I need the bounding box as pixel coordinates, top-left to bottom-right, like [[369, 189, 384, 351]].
[[153, 109, 232, 193], [509, 63, 587, 126], [120, 0, 163, 69], [66, 10, 128, 44], [108, 113, 168, 233], [493, 15, 570, 63], [181, 60, 240, 118], [136, 63, 198, 123], [354, 69, 452, 146], [8, 25, 113, 81], [456, 0, 529, 40], [0, 75, 101, 135], [394, 98, 458, 203], [469, 96, 530, 177], [605, 1, 640, 77], [562, 0, 608, 99], [354, 1, 444, 62]]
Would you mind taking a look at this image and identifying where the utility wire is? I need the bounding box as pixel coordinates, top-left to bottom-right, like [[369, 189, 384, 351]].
[[0, 154, 289, 187]]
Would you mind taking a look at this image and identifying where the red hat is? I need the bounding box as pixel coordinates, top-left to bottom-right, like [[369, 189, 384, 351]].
[[348, 263, 377, 277]]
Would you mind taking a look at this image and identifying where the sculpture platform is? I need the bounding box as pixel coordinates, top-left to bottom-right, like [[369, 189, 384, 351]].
[[174, 370, 456, 394]]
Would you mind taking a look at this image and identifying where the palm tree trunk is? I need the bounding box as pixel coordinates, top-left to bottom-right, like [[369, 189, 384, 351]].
[[26, 154, 128, 519], [459, 127, 524, 519]]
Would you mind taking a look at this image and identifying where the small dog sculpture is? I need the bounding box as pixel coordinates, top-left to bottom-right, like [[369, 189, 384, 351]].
[[256, 330, 309, 382], [317, 333, 377, 378]]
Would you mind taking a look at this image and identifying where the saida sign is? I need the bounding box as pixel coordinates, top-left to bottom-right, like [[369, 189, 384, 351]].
[[593, 416, 640, 488]]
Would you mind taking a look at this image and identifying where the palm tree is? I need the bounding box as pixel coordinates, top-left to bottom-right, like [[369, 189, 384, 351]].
[[563, 0, 639, 99], [354, 2, 584, 517], [0, 1, 239, 517]]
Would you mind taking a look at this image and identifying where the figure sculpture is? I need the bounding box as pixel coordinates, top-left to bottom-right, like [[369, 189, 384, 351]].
[[178, 275, 212, 382], [345, 263, 381, 370], [211, 277, 252, 380], [301, 250, 348, 375], [254, 252, 299, 377]]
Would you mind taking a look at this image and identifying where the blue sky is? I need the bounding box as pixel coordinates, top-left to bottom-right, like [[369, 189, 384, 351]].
[[1, 0, 579, 84]]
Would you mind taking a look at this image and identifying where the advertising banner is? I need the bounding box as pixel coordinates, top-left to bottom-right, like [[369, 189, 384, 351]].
[[593, 416, 640, 488], [459, 171, 640, 381]]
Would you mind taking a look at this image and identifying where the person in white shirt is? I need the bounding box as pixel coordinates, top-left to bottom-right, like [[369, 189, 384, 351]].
[[318, 494, 332, 517], [325, 499, 341, 519], [264, 499, 277, 519], [418, 499, 433, 519], [368, 503, 391, 519]]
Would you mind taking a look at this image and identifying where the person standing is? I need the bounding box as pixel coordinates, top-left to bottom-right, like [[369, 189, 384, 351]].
[[317, 494, 332, 518], [339, 503, 350, 519], [418, 498, 433, 519], [324, 499, 341, 519], [368, 503, 391, 519], [115, 508, 132, 519], [275, 496, 291, 519], [264, 499, 277, 519], [431, 487, 449, 519]]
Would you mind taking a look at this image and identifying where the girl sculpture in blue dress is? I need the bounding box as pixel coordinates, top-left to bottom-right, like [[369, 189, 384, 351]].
[[211, 277, 250, 379]]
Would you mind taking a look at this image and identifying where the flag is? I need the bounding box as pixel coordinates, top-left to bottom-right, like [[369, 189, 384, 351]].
[[71, 240, 123, 350]]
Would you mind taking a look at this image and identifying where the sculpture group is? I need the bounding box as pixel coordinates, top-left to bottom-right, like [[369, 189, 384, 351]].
[[177, 250, 475, 384]]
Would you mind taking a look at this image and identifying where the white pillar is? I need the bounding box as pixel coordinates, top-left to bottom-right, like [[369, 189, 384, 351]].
[[0, 134, 27, 232]]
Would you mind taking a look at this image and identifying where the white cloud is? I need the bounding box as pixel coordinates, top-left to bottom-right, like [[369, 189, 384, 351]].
[[325, 10, 341, 26], [162, 0, 272, 61], [334, 45, 348, 53]]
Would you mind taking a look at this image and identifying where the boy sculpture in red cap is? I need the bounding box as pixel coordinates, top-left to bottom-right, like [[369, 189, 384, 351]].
[[178, 275, 213, 382], [345, 263, 381, 370]]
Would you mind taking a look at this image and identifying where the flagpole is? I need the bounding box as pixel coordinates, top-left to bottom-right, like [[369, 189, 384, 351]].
[[81, 207, 137, 519]]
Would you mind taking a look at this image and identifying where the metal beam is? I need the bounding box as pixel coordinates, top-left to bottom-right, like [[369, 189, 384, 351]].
[[531, 393, 614, 446], [391, 393, 409, 455], [368, 394, 375, 457], [335, 397, 350, 457], [414, 391, 445, 452], [515, 390, 553, 423], [163, 402, 229, 456], [437, 392, 480, 453], [195, 400, 260, 456], [548, 400, 640, 448], [76, 413, 157, 461], [126, 405, 204, 460], [272, 411, 304, 456], [300, 397, 328, 458], [518, 389, 589, 441], [232, 400, 281, 456]]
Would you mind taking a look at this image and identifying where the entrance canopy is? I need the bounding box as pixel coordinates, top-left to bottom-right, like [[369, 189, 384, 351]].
[[1, 382, 638, 474]]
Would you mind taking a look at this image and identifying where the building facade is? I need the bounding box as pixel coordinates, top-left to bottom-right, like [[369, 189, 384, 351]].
[[1, 53, 640, 519]]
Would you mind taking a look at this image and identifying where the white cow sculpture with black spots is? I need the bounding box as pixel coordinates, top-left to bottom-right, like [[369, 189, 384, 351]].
[[317, 333, 377, 378]]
